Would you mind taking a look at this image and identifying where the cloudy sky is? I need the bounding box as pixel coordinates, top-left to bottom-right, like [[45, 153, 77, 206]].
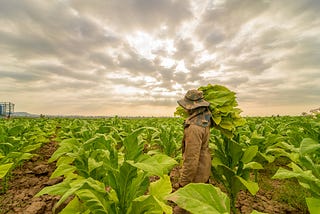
[[0, 0, 319, 116]]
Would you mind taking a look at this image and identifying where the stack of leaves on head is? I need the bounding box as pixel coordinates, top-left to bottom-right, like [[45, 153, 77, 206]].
[[174, 84, 246, 138]]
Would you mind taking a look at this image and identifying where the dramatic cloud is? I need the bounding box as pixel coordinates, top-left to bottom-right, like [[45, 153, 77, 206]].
[[0, 0, 319, 116]]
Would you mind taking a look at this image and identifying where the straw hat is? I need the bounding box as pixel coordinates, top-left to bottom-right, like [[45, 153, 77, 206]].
[[177, 89, 210, 110]]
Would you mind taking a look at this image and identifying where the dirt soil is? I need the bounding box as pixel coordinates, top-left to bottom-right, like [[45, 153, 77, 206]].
[[0, 142, 308, 214], [0, 141, 62, 214]]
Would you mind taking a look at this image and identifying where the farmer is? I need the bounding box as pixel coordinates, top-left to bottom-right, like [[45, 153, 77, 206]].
[[174, 89, 212, 214]]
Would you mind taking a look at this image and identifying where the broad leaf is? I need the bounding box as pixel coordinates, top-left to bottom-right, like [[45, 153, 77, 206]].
[[59, 197, 88, 214], [272, 165, 317, 182], [128, 154, 177, 177], [49, 138, 79, 163], [243, 162, 263, 170], [131, 195, 164, 214], [88, 157, 103, 174], [236, 176, 259, 195], [36, 180, 72, 196], [166, 183, 230, 214], [76, 188, 109, 214], [149, 175, 173, 214], [306, 197, 320, 214], [241, 146, 258, 163], [50, 163, 77, 178], [22, 143, 42, 153], [0, 162, 13, 178], [300, 138, 320, 155]]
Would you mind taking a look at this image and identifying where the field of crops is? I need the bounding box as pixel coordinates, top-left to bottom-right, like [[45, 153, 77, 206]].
[[0, 115, 319, 214]]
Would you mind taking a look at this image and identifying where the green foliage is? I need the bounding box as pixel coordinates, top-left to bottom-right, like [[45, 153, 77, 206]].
[[131, 175, 173, 214], [211, 135, 261, 213], [166, 183, 230, 214], [156, 120, 183, 159], [3, 115, 319, 213], [0, 163, 13, 178], [128, 154, 178, 178], [306, 197, 320, 214], [37, 119, 177, 213], [272, 120, 320, 214], [0, 118, 55, 192]]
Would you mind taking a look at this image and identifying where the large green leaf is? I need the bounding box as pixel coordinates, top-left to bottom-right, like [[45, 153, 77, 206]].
[[9, 152, 33, 163], [59, 197, 88, 214], [149, 175, 172, 199], [250, 133, 265, 145], [108, 162, 149, 213], [76, 188, 109, 214], [0, 162, 13, 178], [49, 138, 79, 163], [128, 154, 177, 177], [57, 156, 75, 166], [131, 195, 164, 214], [50, 163, 77, 178], [153, 196, 172, 214], [306, 197, 320, 214], [241, 146, 259, 163], [166, 183, 230, 214], [123, 127, 145, 161], [88, 157, 103, 174], [299, 156, 320, 178], [212, 115, 222, 125], [36, 178, 94, 212], [243, 162, 263, 170], [272, 164, 317, 182], [220, 120, 234, 131], [300, 138, 320, 155], [54, 178, 88, 208], [256, 152, 275, 163], [228, 140, 243, 166], [36, 179, 72, 196], [236, 176, 259, 195], [21, 143, 42, 153], [217, 165, 236, 180], [149, 175, 173, 214], [83, 134, 109, 150]]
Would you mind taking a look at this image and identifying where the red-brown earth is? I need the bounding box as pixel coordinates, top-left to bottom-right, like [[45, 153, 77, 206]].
[[0, 141, 309, 214]]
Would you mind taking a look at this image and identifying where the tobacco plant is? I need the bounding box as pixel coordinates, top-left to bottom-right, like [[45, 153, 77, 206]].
[[0, 118, 54, 192], [210, 134, 262, 213], [37, 121, 177, 213]]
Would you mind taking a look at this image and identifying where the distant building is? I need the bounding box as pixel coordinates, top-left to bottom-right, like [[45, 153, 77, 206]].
[[0, 102, 15, 118]]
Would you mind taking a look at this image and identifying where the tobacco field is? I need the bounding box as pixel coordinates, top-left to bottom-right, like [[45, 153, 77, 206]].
[[0, 115, 319, 214]]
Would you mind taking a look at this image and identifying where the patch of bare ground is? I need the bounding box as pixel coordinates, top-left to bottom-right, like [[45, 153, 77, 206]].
[[0, 141, 63, 214]]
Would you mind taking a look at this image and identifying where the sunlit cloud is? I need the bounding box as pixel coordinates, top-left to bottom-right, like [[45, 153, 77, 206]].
[[0, 0, 319, 116]]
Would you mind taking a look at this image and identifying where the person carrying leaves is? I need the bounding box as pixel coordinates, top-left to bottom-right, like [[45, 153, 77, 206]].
[[174, 89, 213, 214]]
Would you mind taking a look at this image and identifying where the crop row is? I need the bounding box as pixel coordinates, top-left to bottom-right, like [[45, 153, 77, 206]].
[[0, 115, 319, 213]]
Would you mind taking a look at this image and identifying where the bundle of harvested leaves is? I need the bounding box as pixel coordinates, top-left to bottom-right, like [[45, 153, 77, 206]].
[[175, 84, 246, 138]]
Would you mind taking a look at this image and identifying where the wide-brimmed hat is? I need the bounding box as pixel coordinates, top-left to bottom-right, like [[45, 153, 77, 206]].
[[177, 89, 210, 110]]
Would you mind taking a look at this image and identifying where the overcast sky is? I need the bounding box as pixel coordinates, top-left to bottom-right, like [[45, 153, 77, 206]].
[[0, 0, 319, 116]]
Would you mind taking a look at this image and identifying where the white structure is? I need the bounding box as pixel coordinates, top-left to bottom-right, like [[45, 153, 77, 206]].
[[0, 102, 15, 117]]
